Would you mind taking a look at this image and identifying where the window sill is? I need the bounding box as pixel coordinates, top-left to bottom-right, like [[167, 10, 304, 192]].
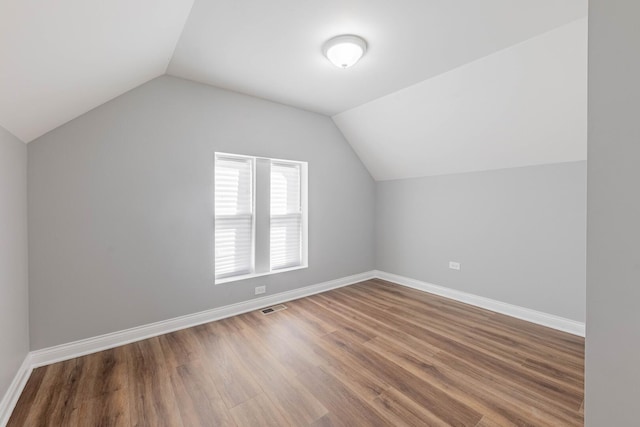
[[215, 265, 308, 285]]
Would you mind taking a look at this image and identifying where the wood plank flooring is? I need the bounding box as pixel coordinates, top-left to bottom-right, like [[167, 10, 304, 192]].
[[8, 279, 585, 426]]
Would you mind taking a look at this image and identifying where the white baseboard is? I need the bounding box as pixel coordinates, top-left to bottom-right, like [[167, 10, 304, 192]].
[[0, 354, 32, 427], [2, 268, 585, 424], [29, 270, 376, 368], [1, 270, 372, 424], [373, 270, 585, 337]]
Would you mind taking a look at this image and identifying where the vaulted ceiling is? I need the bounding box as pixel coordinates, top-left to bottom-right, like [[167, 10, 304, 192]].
[[334, 18, 587, 180], [0, 0, 587, 179], [167, 0, 585, 116], [0, 0, 194, 143]]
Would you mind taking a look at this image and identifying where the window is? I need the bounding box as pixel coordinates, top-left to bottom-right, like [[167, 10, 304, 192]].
[[270, 162, 302, 270], [214, 153, 308, 283], [214, 156, 254, 280]]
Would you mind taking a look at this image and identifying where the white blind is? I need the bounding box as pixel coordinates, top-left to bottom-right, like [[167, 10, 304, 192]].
[[270, 162, 302, 270], [215, 156, 253, 279]]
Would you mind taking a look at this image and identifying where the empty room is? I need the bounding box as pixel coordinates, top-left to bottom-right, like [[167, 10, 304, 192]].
[[1, 0, 638, 426]]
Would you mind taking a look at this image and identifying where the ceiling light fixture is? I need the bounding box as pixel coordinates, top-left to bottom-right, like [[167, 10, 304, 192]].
[[323, 35, 367, 69]]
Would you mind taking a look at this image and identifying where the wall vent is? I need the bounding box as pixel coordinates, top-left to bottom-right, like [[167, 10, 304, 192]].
[[260, 304, 287, 315]]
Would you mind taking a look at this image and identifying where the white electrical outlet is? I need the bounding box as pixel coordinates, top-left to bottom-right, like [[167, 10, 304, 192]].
[[255, 286, 266, 295], [449, 261, 461, 271]]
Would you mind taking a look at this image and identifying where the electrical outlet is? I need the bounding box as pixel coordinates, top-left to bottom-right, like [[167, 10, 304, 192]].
[[255, 286, 266, 295], [449, 261, 461, 271]]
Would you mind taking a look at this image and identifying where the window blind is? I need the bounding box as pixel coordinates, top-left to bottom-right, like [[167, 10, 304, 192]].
[[270, 162, 302, 270], [215, 156, 253, 279]]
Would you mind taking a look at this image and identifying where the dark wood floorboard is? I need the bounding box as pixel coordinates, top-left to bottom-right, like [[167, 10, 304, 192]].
[[8, 279, 585, 426]]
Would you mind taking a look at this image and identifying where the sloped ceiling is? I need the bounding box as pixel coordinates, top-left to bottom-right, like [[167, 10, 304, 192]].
[[1, 0, 588, 182], [0, 0, 194, 142], [333, 18, 588, 180], [168, 0, 586, 116]]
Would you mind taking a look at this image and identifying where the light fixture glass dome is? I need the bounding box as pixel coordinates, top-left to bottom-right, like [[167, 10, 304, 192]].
[[323, 35, 367, 69]]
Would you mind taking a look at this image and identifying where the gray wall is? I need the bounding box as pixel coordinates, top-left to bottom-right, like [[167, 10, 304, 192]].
[[28, 75, 375, 350], [376, 161, 586, 322], [0, 126, 29, 401], [586, 0, 640, 424]]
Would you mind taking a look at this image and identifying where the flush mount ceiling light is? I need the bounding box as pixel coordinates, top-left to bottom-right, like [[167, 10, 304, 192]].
[[323, 35, 367, 69]]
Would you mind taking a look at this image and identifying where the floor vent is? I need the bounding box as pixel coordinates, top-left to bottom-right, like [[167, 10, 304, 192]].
[[261, 304, 287, 315]]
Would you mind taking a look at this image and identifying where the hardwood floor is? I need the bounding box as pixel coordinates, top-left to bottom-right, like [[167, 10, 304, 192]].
[[8, 279, 585, 426]]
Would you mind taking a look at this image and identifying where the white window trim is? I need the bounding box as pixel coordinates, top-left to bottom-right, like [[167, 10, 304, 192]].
[[214, 155, 255, 280], [214, 152, 308, 285], [215, 265, 308, 285]]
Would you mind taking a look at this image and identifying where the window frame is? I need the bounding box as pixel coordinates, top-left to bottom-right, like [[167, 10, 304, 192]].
[[270, 161, 304, 271], [214, 152, 308, 285], [213, 154, 255, 281]]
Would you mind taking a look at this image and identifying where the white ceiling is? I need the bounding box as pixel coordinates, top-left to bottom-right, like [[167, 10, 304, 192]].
[[0, 0, 588, 183], [0, 0, 194, 142], [168, 0, 586, 116], [334, 19, 588, 181]]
